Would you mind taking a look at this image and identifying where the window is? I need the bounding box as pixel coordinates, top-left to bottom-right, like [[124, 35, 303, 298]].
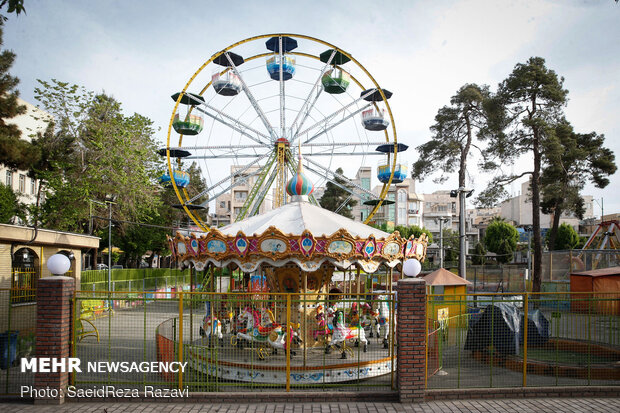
[[234, 207, 241, 216], [5, 170, 12, 187], [235, 191, 248, 201], [19, 174, 26, 192], [398, 190, 407, 203], [361, 178, 371, 191], [398, 207, 406, 223], [30, 178, 36, 194], [219, 201, 226, 209]]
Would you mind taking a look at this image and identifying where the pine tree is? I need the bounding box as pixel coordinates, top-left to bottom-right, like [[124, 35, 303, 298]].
[[319, 167, 357, 219], [0, 19, 38, 170]]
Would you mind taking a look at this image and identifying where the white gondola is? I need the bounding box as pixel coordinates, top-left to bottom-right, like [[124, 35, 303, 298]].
[[212, 72, 242, 96], [361, 108, 390, 131]]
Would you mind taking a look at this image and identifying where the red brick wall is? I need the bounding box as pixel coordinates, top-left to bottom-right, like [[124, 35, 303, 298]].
[[396, 277, 426, 403], [34, 276, 75, 405]]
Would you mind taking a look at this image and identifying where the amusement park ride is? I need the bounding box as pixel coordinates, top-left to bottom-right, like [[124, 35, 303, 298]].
[[162, 34, 427, 385]]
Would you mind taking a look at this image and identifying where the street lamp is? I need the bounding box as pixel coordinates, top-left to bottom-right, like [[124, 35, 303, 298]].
[[593, 198, 604, 223], [90, 196, 117, 294], [433, 216, 450, 268], [47, 253, 71, 276]]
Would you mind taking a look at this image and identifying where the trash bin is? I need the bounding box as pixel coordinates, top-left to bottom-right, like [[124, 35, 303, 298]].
[[0, 331, 18, 369]]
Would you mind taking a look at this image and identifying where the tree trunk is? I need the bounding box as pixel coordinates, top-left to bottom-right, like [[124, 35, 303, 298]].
[[532, 136, 543, 293], [547, 203, 563, 251]]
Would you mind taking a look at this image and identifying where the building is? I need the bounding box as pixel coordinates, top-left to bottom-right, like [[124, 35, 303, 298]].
[[213, 164, 273, 225], [499, 181, 594, 230], [0, 98, 52, 222]]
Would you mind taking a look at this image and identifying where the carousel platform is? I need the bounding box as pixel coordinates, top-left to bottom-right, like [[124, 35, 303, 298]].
[[185, 335, 395, 385]]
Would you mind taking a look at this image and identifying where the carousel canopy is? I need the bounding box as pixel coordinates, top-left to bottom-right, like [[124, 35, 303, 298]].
[[220, 200, 389, 240]]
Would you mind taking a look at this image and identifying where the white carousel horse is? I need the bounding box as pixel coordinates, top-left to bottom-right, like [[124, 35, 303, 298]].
[[268, 323, 303, 356], [200, 303, 223, 346], [236, 307, 282, 348], [376, 295, 392, 349], [325, 308, 367, 358]]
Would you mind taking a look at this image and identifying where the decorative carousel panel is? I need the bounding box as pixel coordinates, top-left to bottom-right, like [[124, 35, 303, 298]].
[[260, 238, 287, 254], [327, 240, 353, 256], [188, 238, 200, 256], [299, 230, 316, 258], [358, 260, 380, 273], [382, 241, 401, 258], [363, 236, 377, 259], [234, 232, 250, 257], [207, 239, 227, 254], [192, 260, 207, 271]]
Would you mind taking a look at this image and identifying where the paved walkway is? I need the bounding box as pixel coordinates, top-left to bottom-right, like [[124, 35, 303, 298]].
[[2, 398, 620, 413]]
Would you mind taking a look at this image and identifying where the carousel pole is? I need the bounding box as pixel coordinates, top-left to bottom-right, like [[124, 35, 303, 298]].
[[303, 268, 307, 367]]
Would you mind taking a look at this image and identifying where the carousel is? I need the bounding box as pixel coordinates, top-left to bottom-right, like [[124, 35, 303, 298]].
[[167, 153, 428, 385]]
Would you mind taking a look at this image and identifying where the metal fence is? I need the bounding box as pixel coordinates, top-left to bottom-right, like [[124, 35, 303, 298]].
[[72, 291, 396, 393], [542, 249, 620, 283], [80, 268, 193, 293], [426, 291, 620, 389], [0, 288, 36, 395]]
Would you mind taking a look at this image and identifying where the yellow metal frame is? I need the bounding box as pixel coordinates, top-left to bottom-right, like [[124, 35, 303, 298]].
[[166, 33, 398, 231]]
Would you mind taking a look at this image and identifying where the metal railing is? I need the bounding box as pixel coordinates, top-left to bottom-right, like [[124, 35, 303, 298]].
[[0, 288, 36, 395], [72, 291, 396, 393], [426, 291, 620, 389]]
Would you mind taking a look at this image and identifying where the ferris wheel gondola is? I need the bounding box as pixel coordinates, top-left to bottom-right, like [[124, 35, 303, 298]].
[[165, 34, 405, 231]]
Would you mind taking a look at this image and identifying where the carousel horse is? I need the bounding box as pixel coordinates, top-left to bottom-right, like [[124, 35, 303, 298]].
[[200, 303, 223, 346], [376, 295, 391, 349], [312, 304, 333, 341], [359, 303, 375, 335], [268, 323, 303, 356], [222, 308, 236, 335], [235, 307, 282, 348], [325, 309, 367, 358]]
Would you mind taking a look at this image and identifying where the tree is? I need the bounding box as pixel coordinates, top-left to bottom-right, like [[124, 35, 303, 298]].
[[413, 84, 501, 278], [483, 218, 518, 264], [0, 0, 26, 21], [33, 80, 163, 233], [547, 223, 579, 251], [471, 242, 487, 266], [319, 167, 357, 218], [0, 20, 38, 171], [480, 57, 568, 291], [0, 182, 23, 223], [393, 224, 433, 243], [442, 228, 459, 262], [541, 121, 616, 249]]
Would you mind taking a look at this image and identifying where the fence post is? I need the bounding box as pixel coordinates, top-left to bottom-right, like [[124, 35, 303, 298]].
[[523, 292, 528, 387], [178, 291, 184, 390], [396, 277, 426, 403], [34, 276, 75, 405]]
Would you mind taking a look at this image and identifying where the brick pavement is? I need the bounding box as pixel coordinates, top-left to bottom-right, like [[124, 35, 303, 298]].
[[1, 398, 620, 413]]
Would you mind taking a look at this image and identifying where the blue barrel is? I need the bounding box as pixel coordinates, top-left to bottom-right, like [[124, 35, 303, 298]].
[[0, 331, 18, 369]]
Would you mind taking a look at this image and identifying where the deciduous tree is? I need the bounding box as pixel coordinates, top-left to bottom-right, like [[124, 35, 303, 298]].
[[483, 218, 518, 264]]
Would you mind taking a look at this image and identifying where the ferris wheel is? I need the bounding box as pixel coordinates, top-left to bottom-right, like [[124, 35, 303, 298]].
[[162, 34, 408, 231]]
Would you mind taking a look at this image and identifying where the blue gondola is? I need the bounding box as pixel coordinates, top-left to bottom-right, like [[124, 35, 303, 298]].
[[266, 55, 296, 81], [377, 163, 408, 184], [159, 170, 190, 188]]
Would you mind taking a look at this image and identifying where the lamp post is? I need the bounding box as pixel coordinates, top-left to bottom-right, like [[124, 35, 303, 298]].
[[91, 197, 116, 294], [434, 216, 450, 268], [594, 197, 604, 223]]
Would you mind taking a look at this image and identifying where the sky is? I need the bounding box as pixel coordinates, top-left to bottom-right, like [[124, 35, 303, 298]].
[[4, 0, 619, 218]]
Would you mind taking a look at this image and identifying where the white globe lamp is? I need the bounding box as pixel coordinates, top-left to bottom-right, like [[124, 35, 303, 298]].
[[403, 258, 422, 277], [47, 253, 71, 276]]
